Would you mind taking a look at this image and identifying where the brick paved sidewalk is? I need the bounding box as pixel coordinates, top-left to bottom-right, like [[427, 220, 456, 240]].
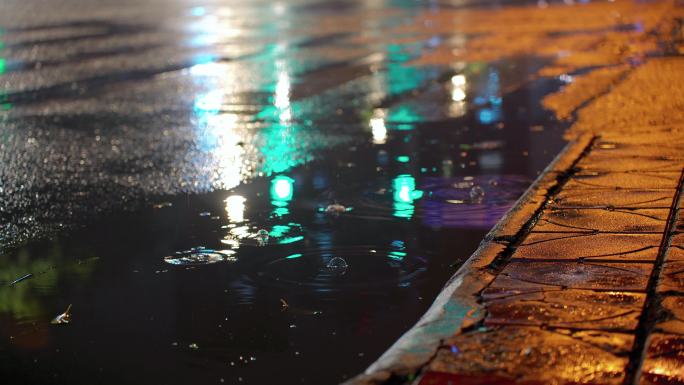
[[350, 57, 684, 385]]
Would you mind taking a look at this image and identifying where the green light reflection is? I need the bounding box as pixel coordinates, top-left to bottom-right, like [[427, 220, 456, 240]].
[[271, 175, 294, 201], [270, 175, 294, 217], [392, 174, 423, 219], [278, 235, 304, 244], [388, 251, 407, 260]]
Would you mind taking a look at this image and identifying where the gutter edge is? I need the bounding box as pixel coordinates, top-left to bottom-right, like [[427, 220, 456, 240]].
[[344, 132, 595, 385]]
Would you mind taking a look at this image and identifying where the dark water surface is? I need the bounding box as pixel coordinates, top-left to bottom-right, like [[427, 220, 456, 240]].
[[0, 0, 567, 384]]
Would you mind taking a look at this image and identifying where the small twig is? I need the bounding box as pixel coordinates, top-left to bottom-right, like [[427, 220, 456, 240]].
[[9, 273, 33, 286]]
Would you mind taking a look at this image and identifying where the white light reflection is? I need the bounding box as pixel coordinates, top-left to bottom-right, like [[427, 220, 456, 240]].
[[451, 88, 466, 102], [274, 60, 292, 123], [186, 13, 240, 47], [200, 112, 244, 188], [450, 74, 467, 117], [190, 61, 222, 77], [273, 2, 286, 15], [191, 53, 247, 190], [194, 89, 223, 112], [225, 195, 246, 223], [451, 74, 466, 87], [222, 195, 250, 247], [370, 109, 387, 144]]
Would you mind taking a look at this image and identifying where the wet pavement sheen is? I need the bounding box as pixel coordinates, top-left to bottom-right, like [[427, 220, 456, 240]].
[[0, 1, 569, 384]]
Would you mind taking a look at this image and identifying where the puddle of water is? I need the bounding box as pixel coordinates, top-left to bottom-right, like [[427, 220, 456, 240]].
[[0, 86, 565, 384], [0, 1, 569, 384]]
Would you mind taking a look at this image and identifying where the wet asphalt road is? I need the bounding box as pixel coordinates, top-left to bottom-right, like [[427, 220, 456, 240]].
[[0, 0, 562, 247], [0, 0, 569, 384]]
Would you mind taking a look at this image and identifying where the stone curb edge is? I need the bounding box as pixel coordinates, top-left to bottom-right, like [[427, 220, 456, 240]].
[[344, 132, 596, 385]]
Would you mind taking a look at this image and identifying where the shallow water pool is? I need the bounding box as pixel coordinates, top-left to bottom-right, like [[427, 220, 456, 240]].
[[0, 1, 567, 383]]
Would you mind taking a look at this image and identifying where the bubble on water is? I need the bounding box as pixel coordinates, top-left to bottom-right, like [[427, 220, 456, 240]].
[[256, 229, 270, 246], [255, 247, 426, 291], [488, 179, 499, 187], [469, 185, 485, 202], [325, 257, 348, 273], [164, 247, 236, 265]]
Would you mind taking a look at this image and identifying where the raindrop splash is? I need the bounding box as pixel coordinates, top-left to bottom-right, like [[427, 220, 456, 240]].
[[325, 257, 349, 274], [469, 185, 485, 202], [256, 229, 270, 246]]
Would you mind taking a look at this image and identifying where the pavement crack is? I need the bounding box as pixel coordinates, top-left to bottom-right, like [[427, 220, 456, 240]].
[[539, 218, 599, 232], [520, 232, 595, 246]]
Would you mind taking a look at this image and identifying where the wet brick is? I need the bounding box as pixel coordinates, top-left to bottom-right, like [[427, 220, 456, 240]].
[[427, 327, 632, 385], [497, 261, 652, 291], [552, 188, 675, 209], [483, 289, 644, 330], [514, 233, 661, 261], [639, 333, 684, 385], [564, 172, 681, 190], [534, 208, 668, 233], [656, 296, 684, 335], [659, 245, 684, 294]]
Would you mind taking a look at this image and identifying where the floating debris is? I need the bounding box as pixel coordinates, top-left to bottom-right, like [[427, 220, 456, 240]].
[[325, 257, 349, 273], [256, 229, 270, 246], [153, 202, 172, 209], [50, 304, 72, 325], [453, 181, 474, 189], [472, 140, 504, 150], [198, 212, 211, 217], [280, 298, 289, 310], [164, 247, 236, 266], [323, 203, 350, 214], [9, 273, 33, 286], [488, 179, 499, 187], [188, 343, 199, 350], [469, 185, 485, 202]]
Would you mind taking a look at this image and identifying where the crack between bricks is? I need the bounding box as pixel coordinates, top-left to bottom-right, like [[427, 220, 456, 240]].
[[622, 167, 684, 385]]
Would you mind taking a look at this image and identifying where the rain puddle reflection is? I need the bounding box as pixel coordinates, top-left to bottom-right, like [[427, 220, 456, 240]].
[[0, 1, 569, 384]]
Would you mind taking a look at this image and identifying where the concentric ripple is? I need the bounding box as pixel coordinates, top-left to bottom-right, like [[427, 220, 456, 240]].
[[252, 246, 427, 291], [314, 175, 530, 228], [420, 175, 530, 229]]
